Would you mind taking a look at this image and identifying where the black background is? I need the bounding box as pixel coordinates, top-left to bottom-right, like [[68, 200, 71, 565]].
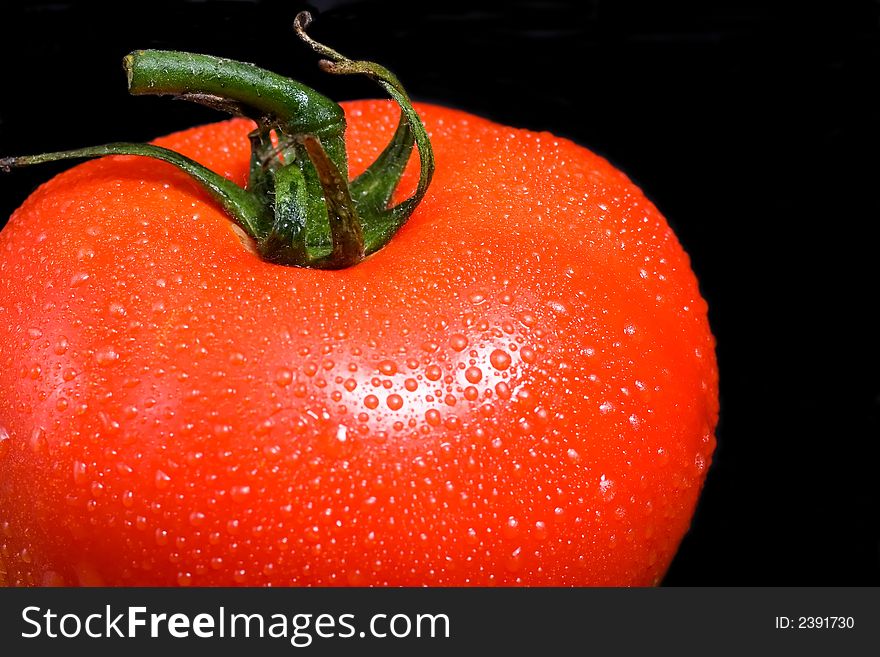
[[1, 0, 878, 586]]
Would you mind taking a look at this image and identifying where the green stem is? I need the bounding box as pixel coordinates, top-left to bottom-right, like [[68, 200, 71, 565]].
[[1, 11, 434, 270], [299, 135, 365, 268], [294, 12, 435, 256], [124, 50, 351, 184], [0, 143, 269, 238], [125, 50, 344, 138]]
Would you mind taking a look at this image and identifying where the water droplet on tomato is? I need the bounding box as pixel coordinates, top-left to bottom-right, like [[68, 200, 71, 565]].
[[425, 365, 442, 381], [155, 470, 171, 490], [533, 521, 548, 540], [377, 360, 397, 376], [94, 347, 119, 367], [386, 394, 404, 411], [519, 312, 537, 327], [53, 337, 69, 355], [425, 409, 441, 426], [72, 461, 88, 486], [108, 302, 127, 318], [599, 476, 616, 502], [490, 349, 511, 371], [465, 366, 483, 384], [547, 300, 568, 316], [363, 395, 379, 410], [505, 547, 523, 572], [29, 427, 47, 455], [69, 272, 90, 287], [450, 334, 468, 352], [230, 485, 251, 502], [275, 367, 293, 387], [503, 516, 520, 539]]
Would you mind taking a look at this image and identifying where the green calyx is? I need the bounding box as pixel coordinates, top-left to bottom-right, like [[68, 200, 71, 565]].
[[0, 12, 434, 270]]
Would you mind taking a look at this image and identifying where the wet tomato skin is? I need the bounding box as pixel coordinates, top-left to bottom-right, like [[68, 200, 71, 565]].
[[0, 101, 718, 586]]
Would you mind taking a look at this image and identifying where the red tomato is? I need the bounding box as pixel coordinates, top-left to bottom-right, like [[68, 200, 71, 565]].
[[0, 101, 717, 586]]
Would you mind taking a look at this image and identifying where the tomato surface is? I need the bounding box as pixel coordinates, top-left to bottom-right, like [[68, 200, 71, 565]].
[[0, 101, 718, 586]]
